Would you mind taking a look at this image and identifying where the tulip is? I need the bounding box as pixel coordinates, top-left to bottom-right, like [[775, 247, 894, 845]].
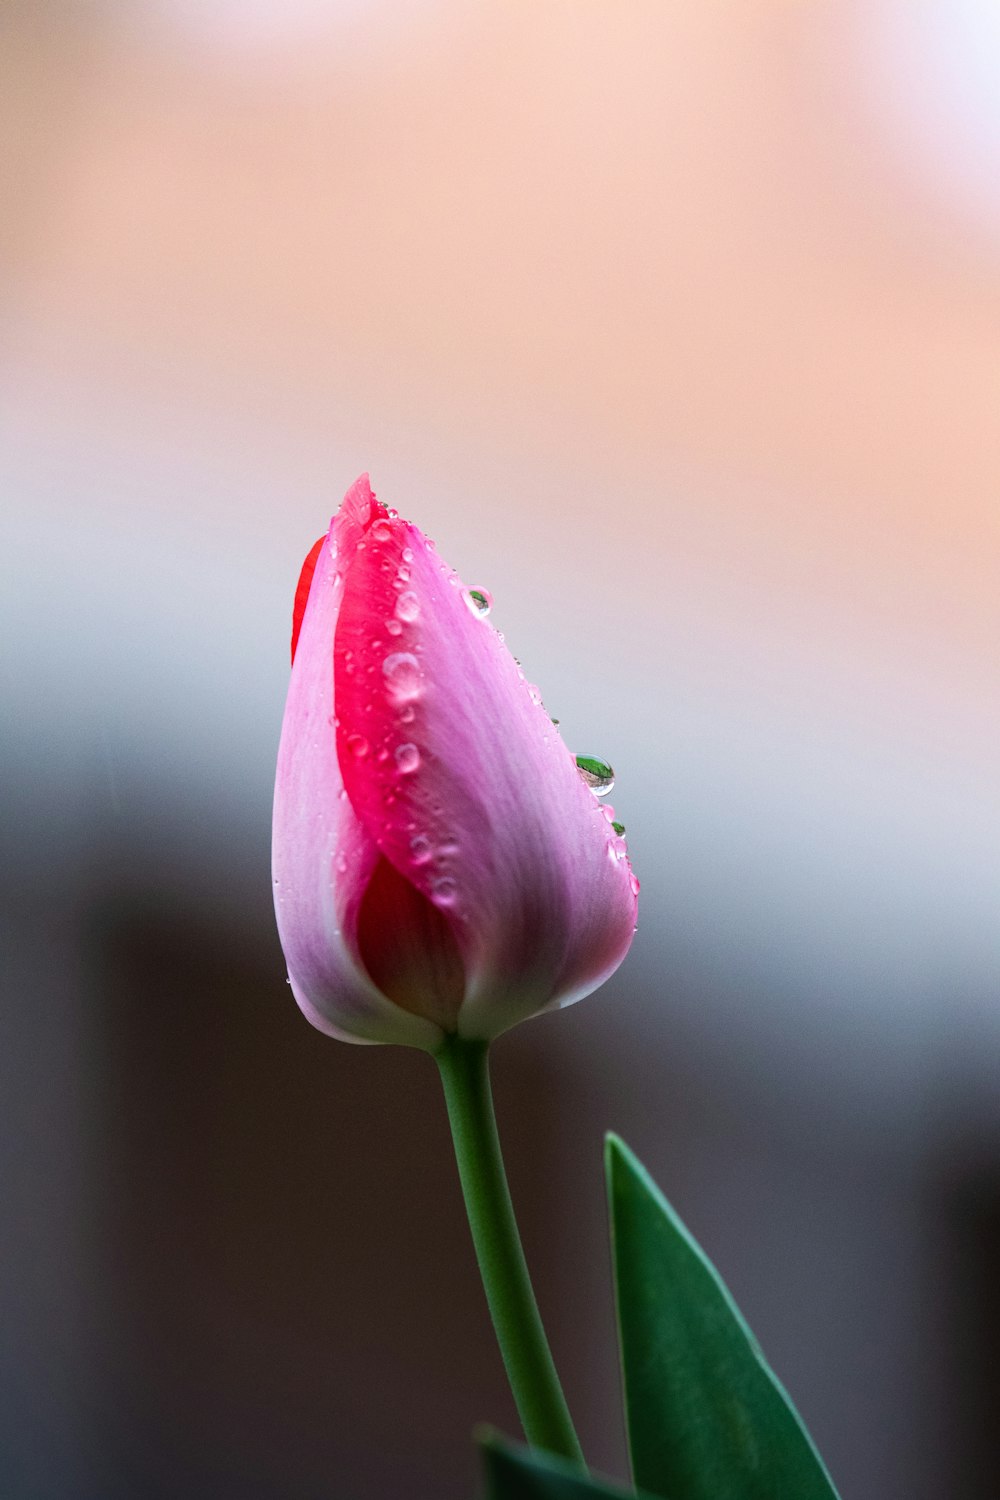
[[272, 473, 638, 1052], [271, 474, 639, 1468]]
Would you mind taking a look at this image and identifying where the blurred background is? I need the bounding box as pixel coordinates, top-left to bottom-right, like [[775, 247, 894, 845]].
[[2, 2, 999, 1496]]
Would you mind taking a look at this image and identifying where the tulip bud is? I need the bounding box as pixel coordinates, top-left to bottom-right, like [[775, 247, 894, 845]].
[[272, 475, 638, 1050]]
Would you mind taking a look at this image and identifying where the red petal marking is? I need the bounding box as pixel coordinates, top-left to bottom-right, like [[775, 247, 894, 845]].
[[291, 537, 325, 665], [356, 855, 465, 1031]]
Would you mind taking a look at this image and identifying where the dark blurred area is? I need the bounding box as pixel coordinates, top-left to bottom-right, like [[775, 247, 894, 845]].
[[3, 3, 999, 1497]]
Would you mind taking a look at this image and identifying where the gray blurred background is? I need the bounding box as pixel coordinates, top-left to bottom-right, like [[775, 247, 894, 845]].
[[2, 2, 999, 1497]]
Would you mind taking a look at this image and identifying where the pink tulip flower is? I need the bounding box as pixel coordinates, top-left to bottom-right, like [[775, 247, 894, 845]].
[[272, 474, 638, 1051]]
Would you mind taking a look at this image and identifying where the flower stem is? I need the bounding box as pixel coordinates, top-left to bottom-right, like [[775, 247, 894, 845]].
[[434, 1034, 585, 1467]]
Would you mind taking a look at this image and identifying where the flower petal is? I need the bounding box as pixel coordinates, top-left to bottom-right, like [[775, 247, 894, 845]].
[[333, 514, 638, 1040], [272, 477, 443, 1050], [356, 854, 465, 1031], [291, 536, 324, 665]]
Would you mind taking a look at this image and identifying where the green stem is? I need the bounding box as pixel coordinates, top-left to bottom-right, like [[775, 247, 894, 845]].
[[435, 1034, 585, 1467]]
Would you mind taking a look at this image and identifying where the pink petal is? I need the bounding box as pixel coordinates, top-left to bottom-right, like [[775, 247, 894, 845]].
[[272, 477, 443, 1049], [333, 513, 638, 1040]]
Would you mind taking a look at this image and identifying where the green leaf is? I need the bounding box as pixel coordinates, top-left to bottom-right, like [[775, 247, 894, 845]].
[[606, 1135, 840, 1500], [479, 1431, 652, 1500]]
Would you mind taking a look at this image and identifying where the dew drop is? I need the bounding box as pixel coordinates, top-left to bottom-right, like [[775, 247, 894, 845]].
[[335, 853, 348, 873], [386, 619, 403, 636], [382, 651, 422, 700], [371, 519, 392, 542], [527, 684, 544, 706], [410, 834, 432, 865], [432, 876, 458, 906], [399, 704, 416, 723], [346, 733, 369, 758], [575, 755, 615, 795], [395, 742, 420, 773], [396, 591, 420, 623], [463, 587, 493, 617], [402, 547, 414, 563], [612, 820, 626, 837], [397, 565, 411, 583], [629, 872, 641, 895]]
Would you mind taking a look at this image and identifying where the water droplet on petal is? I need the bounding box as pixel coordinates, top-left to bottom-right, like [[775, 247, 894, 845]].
[[397, 565, 411, 583], [612, 820, 626, 837], [386, 618, 403, 636], [346, 733, 369, 758], [371, 519, 392, 542], [399, 704, 416, 723], [396, 591, 420, 623], [402, 546, 413, 563], [395, 742, 420, 773], [463, 587, 493, 617], [575, 755, 615, 795], [527, 684, 544, 706], [410, 834, 432, 864], [382, 651, 422, 700], [629, 872, 641, 895], [432, 876, 457, 906]]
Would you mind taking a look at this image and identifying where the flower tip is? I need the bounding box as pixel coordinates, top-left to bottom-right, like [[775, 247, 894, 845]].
[[341, 471, 384, 531]]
